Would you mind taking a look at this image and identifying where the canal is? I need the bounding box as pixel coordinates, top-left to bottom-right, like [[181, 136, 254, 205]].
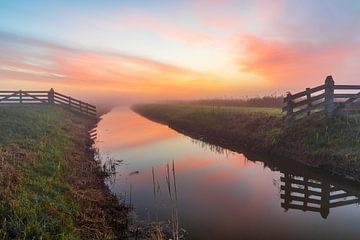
[[96, 107, 360, 239]]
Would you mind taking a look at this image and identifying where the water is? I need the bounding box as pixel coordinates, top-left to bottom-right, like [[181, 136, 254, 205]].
[[96, 107, 360, 240]]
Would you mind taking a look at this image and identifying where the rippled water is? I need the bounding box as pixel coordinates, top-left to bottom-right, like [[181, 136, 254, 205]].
[[96, 107, 360, 240]]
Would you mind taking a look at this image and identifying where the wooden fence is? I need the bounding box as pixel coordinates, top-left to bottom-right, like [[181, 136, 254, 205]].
[[0, 89, 97, 117], [281, 172, 360, 219], [283, 76, 360, 126]]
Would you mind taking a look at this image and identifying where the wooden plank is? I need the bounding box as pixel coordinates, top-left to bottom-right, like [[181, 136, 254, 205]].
[[330, 199, 359, 208], [335, 85, 360, 90], [55, 93, 84, 105], [281, 194, 322, 205], [54, 91, 69, 99], [0, 99, 24, 102], [0, 92, 19, 102], [55, 99, 80, 109], [55, 100, 92, 115], [69, 105, 96, 117], [22, 92, 48, 103], [89, 129, 97, 134], [290, 102, 325, 119], [292, 93, 325, 108], [54, 98, 69, 105], [334, 94, 360, 98], [18, 94, 48, 98], [55, 97, 96, 113], [344, 92, 360, 103], [55, 92, 96, 109], [329, 193, 352, 200], [0, 94, 20, 97], [280, 177, 322, 188], [281, 203, 321, 212], [290, 84, 325, 100], [86, 107, 97, 112], [0, 102, 50, 105], [21, 91, 49, 94], [54, 94, 70, 103], [55, 100, 82, 111], [0, 91, 21, 93], [280, 185, 322, 196]]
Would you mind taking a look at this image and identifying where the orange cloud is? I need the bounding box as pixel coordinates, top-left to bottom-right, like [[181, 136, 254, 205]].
[[237, 35, 359, 88], [0, 33, 232, 106]]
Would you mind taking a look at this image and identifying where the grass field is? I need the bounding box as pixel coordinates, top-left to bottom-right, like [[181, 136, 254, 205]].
[[132, 103, 283, 151], [133, 103, 360, 181], [0, 105, 127, 239], [143, 104, 282, 115]]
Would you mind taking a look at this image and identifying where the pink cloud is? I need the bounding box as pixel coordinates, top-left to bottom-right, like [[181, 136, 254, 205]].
[[237, 34, 360, 88], [0, 33, 230, 106]]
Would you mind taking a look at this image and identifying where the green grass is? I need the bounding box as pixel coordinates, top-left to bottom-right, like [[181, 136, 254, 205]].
[[295, 114, 360, 158], [133, 104, 281, 128], [0, 105, 84, 239], [140, 104, 282, 116]]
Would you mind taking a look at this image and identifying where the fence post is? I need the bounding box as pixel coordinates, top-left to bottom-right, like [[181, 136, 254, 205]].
[[324, 76, 335, 117], [284, 92, 294, 127], [306, 88, 312, 116], [48, 88, 55, 104], [19, 90, 22, 104]]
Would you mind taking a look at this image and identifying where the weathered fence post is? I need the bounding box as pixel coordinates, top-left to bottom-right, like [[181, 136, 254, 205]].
[[19, 90, 22, 104], [48, 88, 55, 104], [324, 76, 335, 117], [284, 92, 294, 127]]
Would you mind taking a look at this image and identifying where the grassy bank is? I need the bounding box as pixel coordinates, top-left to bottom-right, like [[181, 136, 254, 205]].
[[133, 104, 360, 181], [0, 105, 127, 239]]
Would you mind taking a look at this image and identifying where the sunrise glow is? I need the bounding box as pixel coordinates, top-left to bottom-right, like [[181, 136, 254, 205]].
[[1, 1, 359, 106]]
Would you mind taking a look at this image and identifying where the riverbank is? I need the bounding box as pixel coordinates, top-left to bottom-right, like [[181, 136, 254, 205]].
[[0, 105, 128, 239], [133, 104, 360, 181]]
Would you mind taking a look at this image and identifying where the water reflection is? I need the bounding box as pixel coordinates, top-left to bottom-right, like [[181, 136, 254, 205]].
[[89, 126, 97, 141], [190, 138, 235, 159], [191, 136, 360, 220], [280, 172, 360, 219], [97, 109, 176, 151], [96, 107, 360, 239], [194, 137, 360, 220]]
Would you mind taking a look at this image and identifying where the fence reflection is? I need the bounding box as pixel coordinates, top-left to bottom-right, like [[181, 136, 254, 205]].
[[280, 172, 360, 219]]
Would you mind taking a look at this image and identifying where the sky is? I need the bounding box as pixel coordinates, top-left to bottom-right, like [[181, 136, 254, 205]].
[[0, 0, 360, 106]]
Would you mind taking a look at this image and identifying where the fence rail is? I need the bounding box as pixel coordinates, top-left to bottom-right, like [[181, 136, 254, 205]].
[[0, 89, 97, 117], [281, 172, 360, 219], [283, 76, 360, 126]]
